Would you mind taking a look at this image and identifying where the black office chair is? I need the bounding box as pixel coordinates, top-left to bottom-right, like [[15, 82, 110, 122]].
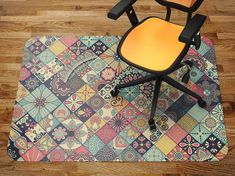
[[107, 0, 207, 131]]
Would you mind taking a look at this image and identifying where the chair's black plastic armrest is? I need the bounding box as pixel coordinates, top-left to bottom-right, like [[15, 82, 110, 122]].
[[107, 0, 137, 20], [179, 14, 207, 44]]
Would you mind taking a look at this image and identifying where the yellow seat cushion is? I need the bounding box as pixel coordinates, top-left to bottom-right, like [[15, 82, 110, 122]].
[[119, 17, 186, 72], [166, 0, 196, 7]]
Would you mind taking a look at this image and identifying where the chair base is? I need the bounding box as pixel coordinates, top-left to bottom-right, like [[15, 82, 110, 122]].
[[111, 68, 206, 131]]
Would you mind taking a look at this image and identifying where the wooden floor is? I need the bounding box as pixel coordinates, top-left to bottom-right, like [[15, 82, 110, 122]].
[[0, 0, 235, 175]]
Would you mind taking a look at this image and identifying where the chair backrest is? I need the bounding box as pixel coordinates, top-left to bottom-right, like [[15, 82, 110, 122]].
[[156, 0, 203, 12], [166, 0, 196, 7]]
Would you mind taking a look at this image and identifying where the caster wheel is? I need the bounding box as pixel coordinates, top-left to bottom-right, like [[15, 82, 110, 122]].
[[149, 119, 156, 132], [198, 98, 207, 108], [182, 71, 190, 84], [110, 89, 119, 97]]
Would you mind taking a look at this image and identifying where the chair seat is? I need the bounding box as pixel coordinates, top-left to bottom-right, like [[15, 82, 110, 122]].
[[119, 17, 186, 72]]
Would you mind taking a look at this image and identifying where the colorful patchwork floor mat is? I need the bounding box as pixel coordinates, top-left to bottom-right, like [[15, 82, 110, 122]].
[[8, 36, 228, 162]]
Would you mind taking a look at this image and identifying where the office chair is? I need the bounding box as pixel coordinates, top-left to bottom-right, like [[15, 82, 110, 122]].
[[107, 0, 207, 131]]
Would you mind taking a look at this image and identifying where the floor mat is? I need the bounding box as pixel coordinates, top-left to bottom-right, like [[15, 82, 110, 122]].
[[8, 36, 228, 161]]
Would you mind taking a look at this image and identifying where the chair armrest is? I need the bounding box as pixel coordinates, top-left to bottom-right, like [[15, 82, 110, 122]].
[[179, 14, 207, 44], [107, 0, 137, 20]]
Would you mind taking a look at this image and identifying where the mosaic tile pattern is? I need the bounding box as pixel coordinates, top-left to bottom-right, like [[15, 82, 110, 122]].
[[8, 36, 228, 161]]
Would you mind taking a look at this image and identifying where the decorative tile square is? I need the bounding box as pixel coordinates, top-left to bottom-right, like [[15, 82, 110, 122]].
[[119, 103, 142, 123], [202, 134, 225, 155], [20, 74, 41, 91], [213, 124, 227, 144], [57, 48, 77, 65], [119, 146, 142, 161], [165, 94, 196, 122], [187, 104, 209, 122], [132, 114, 149, 133], [177, 114, 198, 132], [75, 103, 95, 122], [59, 118, 88, 151], [120, 86, 140, 102], [98, 84, 113, 101], [47, 146, 68, 161], [49, 40, 67, 56], [139, 82, 154, 99], [157, 92, 174, 112], [69, 145, 93, 161], [89, 57, 107, 73], [119, 124, 140, 144], [90, 40, 108, 56], [25, 56, 45, 74], [35, 58, 64, 82], [131, 134, 153, 155], [86, 94, 105, 112], [75, 84, 95, 102], [63, 93, 83, 112], [27, 40, 46, 56], [21, 146, 45, 161], [96, 124, 117, 144], [37, 49, 56, 64], [97, 104, 117, 122], [52, 104, 71, 122], [143, 145, 166, 161], [60, 36, 78, 47], [196, 75, 221, 111], [18, 84, 61, 122], [155, 135, 177, 155], [84, 135, 105, 155], [48, 124, 69, 144], [108, 135, 128, 155], [15, 82, 30, 102], [143, 127, 163, 144], [155, 114, 175, 132], [15, 114, 37, 134], [8, 36, 227, 162], [100, 67, 116, 82], [201, 113, 222, 132], [190, 124, 211, 143], [12, 104, 26, 122], [100, 43, 128, 74], [44, 75, 72, 101], [109, 95, 129, 112], [38, 114, 60, 133], [35, 134, 57, 155], [179, 135, 201, 155], [95, 145, 117, 161], [40, 36, 60, 47], [100, 36, 119, 47], [80, 36, 99, 47], [167, 145, 190, 161], [69, 40, 88, 56], [193, 41, 211, 56], [107, 113, 129, 133], [132, 94, 151, 113], [81, 68, 100, 86], [166, 124, 187, 144], [85, 114, 106, 133]]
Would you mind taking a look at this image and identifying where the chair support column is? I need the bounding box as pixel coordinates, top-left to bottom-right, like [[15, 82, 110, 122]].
[[149, 78, 162, 131]]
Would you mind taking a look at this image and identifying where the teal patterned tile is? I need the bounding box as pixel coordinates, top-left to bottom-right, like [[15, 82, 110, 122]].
[[188, 104, 208, 122], [190, 124, 211, 143]]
